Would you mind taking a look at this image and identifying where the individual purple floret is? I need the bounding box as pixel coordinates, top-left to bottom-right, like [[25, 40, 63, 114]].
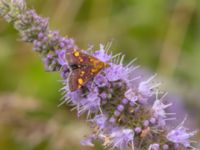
[[92, 44, 111, 61], [80, 134, 96, 147], [148, 143, 160, 150], [163, 144, 169, 150], [134, 127, 142, 133], [108, 128, 134, 150], [152, 93, 175, 127], [167, 117, 198, 149], [94, 74, 109, 87]]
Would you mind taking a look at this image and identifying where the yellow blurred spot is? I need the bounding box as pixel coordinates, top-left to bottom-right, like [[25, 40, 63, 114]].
[[91, 69, 97, 73], [81, 71, 85, 76], [74, 51, 80, 57], [78, 78, 84, 85]]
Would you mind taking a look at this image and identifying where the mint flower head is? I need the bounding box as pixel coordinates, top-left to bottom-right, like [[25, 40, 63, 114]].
[[60, 46, 198, 150], [0, 0, 199, 150]]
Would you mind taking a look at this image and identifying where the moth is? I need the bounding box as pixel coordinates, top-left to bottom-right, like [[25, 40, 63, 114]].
[[66, 49, 109, 91]]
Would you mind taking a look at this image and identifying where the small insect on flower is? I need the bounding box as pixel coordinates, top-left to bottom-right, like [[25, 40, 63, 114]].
[[65, 48, 110, 91]]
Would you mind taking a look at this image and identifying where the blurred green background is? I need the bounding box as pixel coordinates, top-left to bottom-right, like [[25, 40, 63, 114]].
[[0, 0, 200, 149]]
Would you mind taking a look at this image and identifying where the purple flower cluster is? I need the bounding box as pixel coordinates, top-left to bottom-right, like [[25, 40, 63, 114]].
[[0, 0, 77, 72], [59, 46, 198, 150], [0, 0, 199, 150], [0, 0, 25, 22], [14, 9, 77, 71]]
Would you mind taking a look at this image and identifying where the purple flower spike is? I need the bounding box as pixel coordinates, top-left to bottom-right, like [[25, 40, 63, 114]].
[[0, 1, 199, 150]]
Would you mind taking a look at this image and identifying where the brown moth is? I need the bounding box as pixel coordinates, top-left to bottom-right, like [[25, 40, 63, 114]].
[[66, 49, 109, 91]]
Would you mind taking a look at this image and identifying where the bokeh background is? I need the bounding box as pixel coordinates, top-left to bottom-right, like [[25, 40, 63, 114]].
[[0, 0, 200, 149]]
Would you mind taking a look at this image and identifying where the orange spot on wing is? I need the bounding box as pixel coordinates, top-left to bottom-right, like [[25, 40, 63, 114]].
[[78, 78, 84, 85], [74, 51, 80, 57], [80, 71, 85, 76]]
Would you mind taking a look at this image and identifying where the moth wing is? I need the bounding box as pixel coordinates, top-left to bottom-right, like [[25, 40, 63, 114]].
[[68, 68, 91, 91], [66, 49, 108, 68], [65, 51, 81, 66], [68, 64, 104, 91], [68, 69, 81, 91], [66, 50, 109, 91], [74, 52, 103, 67]]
